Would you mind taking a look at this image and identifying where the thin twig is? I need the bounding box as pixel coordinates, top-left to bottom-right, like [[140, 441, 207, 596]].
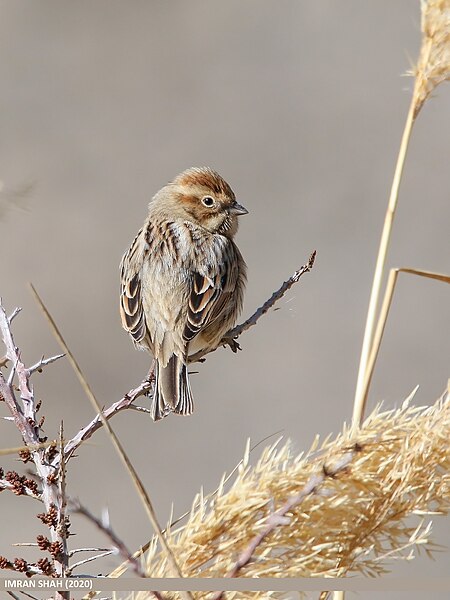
[[69, 547, 112, 556], [229, 250, 317, 339], [70, 499, 145, 577], [189, 251, 317, 362], [61, 378, 152, 463], [8, 307, 22, 322], [69, 550, 115, 573], [211, 449, 356, 600], [128, 404, 152, 414], [27, 353, 65, 376], [13, 543, 39, 547]]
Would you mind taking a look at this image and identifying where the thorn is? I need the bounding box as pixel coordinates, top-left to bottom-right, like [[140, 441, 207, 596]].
[[8, 307, 22, 323], [308, 250, 317, 269]]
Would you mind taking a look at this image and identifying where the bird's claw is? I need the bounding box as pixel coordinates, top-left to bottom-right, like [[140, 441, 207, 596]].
[[224, 338, 241, 353]]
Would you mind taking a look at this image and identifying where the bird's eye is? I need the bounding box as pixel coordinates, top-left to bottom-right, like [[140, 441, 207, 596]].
[[201, 196, 215, 207]]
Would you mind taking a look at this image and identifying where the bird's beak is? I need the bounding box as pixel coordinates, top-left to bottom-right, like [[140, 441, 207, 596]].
[[230, 202, 249, 216]]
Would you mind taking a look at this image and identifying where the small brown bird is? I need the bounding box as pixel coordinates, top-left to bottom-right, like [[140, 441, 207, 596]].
[[120, 167, 248, 420]]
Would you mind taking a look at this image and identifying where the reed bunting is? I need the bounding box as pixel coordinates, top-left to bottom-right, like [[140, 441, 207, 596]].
[[120, 167, 247, 420]]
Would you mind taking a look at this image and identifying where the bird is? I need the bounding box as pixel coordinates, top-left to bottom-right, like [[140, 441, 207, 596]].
[[120, 167, 248, 420]]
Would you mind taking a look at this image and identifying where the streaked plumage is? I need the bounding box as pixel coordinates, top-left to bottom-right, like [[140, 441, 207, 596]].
[[120, 167, 247, 420]]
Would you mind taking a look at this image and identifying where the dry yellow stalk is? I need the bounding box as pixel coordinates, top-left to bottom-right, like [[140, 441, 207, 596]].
[[353, 0, 450, 422]]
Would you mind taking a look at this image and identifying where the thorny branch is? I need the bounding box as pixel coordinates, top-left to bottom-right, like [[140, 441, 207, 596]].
[[28, 353, 65, 376], [60, 375, 154, 464], [0, 302, 68, 595], [226, 250, 316, 338], [191, 250, 316, 361], [61, 251, 316, 460]]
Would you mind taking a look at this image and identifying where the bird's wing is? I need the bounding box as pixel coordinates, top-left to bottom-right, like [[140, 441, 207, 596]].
[[183, 243, 240, 342], [119, 228, 147, 346]]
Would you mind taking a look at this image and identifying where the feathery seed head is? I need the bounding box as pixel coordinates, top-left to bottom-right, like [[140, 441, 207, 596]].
[[412, 0, 450, 116]]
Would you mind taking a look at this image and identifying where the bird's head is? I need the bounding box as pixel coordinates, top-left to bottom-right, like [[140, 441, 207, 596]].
[[153, 167, 248, 237]]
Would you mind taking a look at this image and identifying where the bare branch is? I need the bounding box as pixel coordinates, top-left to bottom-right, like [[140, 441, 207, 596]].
[[229, 250, 317, 340], [8, 307, 22, 323], [128, 404, 152, 415], [27, 353, 65, 376], [69, 547, 112, 556], [13, 543, 39, 547], [7, 359, 17, 386], [60, 377, 153, 464], [68, 550, 114, 573], [0, 305, 38, 445], [70, 499, 146, 577], [189, 251, 316, 362], [0, 301, 70, 587]]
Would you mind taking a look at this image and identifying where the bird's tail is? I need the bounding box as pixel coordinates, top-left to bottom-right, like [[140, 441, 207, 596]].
[[151, 355, 194, 421]]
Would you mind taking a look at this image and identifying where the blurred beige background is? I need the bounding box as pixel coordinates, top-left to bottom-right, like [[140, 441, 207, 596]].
[[1, 1, 449, 598]]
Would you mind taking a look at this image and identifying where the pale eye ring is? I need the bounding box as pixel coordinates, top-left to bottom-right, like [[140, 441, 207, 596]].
[[201, 195, 215, 207]]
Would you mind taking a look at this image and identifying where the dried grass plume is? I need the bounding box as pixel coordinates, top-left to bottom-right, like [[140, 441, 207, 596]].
[[134, 388, 450, 599], [412, 0, 450, 116]]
